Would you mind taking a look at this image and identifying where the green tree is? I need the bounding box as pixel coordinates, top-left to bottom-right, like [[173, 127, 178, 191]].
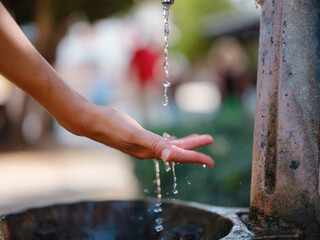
[[172, 0, 231, 60]]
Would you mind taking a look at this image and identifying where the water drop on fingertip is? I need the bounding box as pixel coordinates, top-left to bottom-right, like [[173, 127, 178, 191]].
[[203, 164, 207, 168]]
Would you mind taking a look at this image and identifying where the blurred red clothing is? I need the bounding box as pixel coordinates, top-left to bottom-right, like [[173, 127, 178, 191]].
[[130, 47, 159, 86]]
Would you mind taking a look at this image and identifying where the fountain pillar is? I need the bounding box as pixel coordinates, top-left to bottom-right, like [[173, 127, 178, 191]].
[[250, 0, 320, 233]]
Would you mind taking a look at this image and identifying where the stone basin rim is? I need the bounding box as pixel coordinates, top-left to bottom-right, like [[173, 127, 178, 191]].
[[0, 198, 252, 239]]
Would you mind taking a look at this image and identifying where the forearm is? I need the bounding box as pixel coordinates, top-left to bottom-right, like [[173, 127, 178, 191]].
[[0, 2, 90, 135], [0, 3, 214, 166]]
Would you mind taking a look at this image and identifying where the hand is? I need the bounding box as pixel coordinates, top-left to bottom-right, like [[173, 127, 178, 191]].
[[82, 105, 215, 167], [0, 3, 214, 168]]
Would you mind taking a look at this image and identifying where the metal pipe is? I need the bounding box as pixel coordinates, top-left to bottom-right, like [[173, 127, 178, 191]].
[[161, 0, 174, 4]]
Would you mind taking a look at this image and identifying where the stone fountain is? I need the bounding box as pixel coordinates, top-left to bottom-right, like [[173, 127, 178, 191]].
[[0, 0, 320, 239], [250, 0, 320, 238]]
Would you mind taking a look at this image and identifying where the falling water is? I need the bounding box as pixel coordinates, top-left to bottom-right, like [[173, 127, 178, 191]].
[[153, 1, 174, 233], [163, 132, 172, 172], [162, 2, 173, 107], [153, 159, 164, 233], [154, 159, 162, 214], [172, 162, 178, 194]]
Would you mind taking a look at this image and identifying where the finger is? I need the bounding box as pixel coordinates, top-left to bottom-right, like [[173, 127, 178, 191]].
[[170, 134, 213, 150], [166, 145, 214, 167]]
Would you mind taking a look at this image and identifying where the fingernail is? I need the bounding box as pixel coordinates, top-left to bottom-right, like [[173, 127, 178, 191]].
[[161, 148, 171, 161]]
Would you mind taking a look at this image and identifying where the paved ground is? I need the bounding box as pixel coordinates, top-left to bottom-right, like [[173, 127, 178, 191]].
[[0, 147, 140, 215]]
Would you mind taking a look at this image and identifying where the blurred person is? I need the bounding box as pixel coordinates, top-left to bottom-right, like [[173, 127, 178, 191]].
[[0, 3, 214, 167], [129, 39, 161, 124], [208, 37, 253, 99]]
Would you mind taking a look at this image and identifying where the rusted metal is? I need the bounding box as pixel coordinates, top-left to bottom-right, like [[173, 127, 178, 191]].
[[250, 0, 320, 236]]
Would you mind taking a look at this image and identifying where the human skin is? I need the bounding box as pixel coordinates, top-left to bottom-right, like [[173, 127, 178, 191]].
[[0, 2, 214, 167]]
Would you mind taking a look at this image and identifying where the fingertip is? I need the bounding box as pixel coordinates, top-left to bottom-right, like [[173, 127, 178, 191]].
[[208, 160, 215, 168], [203, 156, 214, 168], [202, 134, 214, 144]]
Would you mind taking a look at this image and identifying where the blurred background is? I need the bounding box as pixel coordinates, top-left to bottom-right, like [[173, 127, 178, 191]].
[[0, 0, 260, 215]]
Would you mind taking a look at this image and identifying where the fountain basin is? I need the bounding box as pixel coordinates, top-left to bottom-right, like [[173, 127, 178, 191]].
[[0, 199, 252, 239]]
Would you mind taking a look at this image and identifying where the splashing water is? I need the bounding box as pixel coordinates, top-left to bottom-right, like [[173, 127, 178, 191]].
[[154, 224, 164, 232], [186, 177, 191, 185], [163, 132, 172, 172], [163, 133, 178, 195], [164, 161, 171, 172], [155, 217, 164, 232]]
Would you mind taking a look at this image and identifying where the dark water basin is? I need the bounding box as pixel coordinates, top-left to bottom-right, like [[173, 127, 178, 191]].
[[0, 199, 235, 240]]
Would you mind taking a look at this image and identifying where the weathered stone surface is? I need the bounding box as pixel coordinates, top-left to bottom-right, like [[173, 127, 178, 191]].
[[250, 0, 320, 236]]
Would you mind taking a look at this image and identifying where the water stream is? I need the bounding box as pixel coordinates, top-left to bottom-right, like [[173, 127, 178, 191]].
[[153, 2, 175, 233], [162, 2, 173, 107]]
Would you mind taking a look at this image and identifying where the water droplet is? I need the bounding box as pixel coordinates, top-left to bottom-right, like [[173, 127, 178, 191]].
[[154, 224, 164, 232], [165, 69, 169, 78], [164, 162, 171, 172], [203, 164, 207, 168], [154, 207, 162, 213], [155, 218, 164, 225], [173, 189, 178, 194], [163, 81, 171, 88], [163, 95, 169, 106], [187, 181, 191, 185]]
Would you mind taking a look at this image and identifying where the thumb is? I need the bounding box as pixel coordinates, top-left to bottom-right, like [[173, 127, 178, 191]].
[[146, 132, 173, 161], [160, 147, 173, 162]]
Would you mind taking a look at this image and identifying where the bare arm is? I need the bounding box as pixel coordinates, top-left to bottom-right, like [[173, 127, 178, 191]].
[[0, 3, 214, 167]]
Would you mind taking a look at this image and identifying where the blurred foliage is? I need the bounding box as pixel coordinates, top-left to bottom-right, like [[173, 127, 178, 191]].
[[135, 99, 254, 207], [1, 0, 35, 23], [172, 0, 231, 60], [1, 0, 133, 24], [52, 0, 133, 24], [243, 39, 259, 82]]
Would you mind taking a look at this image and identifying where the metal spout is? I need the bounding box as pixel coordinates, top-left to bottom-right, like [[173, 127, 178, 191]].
[[162, 0, 174, 4]]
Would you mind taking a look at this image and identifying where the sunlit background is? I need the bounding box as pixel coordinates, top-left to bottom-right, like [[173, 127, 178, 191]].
[[0, 0, 260, 215]]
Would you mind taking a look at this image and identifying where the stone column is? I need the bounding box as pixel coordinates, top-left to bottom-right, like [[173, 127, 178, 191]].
[[250, 0, 320, 234]]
